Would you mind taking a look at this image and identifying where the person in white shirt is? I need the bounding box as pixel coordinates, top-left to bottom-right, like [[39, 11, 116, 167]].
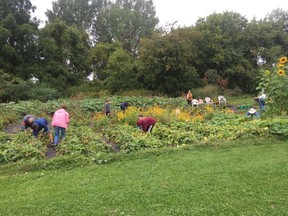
[[218, 95, 226, 106], [257, 90, 267, 112]]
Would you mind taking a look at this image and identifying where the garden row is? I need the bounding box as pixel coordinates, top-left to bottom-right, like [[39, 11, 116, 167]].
[[0, 98, 287, 164]]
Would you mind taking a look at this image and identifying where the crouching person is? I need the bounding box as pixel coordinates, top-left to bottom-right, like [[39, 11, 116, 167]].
[[246, 108, 260, 118], [136, 115, 157, 133], [21, 114, 35, 131], [31, 118, 53, 143]]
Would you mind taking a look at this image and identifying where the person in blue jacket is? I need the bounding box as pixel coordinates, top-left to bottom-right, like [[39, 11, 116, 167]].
[[31, 118, 53, 143], [120, 102, 129, 112]]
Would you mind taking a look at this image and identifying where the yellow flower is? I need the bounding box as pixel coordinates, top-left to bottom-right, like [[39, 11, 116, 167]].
[[146, 106, 165, 117], [277, 63, 284, 69], [278, 70, 285, 76], [279, 56, 287, 64], [116, 111, 125, 120]]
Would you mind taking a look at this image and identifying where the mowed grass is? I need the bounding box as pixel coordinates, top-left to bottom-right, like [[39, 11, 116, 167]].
[[1, 140, 287, 216]]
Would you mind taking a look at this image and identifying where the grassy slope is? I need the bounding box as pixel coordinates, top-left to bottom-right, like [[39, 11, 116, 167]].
[[1, 140, 288, 216]]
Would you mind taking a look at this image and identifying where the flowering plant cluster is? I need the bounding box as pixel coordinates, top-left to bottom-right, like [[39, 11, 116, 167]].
[[258, 56, 288, 115]]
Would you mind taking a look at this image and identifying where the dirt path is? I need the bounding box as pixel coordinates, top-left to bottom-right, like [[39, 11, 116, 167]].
[[45, 146, 57, 159], [3, 124, 21, 134]]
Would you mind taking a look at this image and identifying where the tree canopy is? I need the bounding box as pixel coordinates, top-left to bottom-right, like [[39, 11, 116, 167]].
[[0, 0, 288, 101]]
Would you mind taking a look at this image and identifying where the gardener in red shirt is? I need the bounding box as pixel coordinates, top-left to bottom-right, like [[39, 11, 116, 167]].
[[136, 115, 157, 133]]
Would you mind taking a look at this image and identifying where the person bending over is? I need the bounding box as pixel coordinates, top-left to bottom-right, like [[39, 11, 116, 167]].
[[31, 118, 53, 143], [136, 115, 157, 133]]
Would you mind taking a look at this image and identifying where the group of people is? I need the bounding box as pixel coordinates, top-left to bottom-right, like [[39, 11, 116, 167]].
[[186, 90, 227, 107], [22, 104, 70, 147], [21, 91, 267, 144], [105, 100, 156, 133], [104, 100, 156, 133], [104, 101, 129, 116], [137, 89, 267, 132], [186, 89, 267, 118]]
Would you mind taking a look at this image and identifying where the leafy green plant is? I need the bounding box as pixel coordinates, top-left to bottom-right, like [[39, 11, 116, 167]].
[[1, 132, 47, 163], [57, 126, 113, 156], [257, 56, 288, 114]]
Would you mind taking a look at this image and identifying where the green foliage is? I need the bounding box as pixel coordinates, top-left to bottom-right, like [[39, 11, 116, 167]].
[[0, 70, 59, 102], [0, 4, 38, 79], [38, 19, 91, 88], [0, 132, 47, 163], [95, 0, 158, 56], [57, 126, 113, 156], [103, 125, 163, 153], [1, 1, 288, 98], [139, 28, 202, 96], [257, 56, 288, 114], [103, 48, 141, 92], [193, 84, 219, 99]]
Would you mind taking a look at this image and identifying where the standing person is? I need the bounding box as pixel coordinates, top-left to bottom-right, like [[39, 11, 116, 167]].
[[120, 102, 129, 112], [136, 115, 157, 133], [51, 104, 70, 147], [104, 100, 111, 116], [186, 90, 193, 106], [218, 95, 227, 107], [257, 90, 267, 112], [31, 118, 53, 143], [21, 114, 35, 131]]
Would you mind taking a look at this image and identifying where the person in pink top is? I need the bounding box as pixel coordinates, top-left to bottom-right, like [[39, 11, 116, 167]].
[[51, 104, 70, 146], [136, 115, 157, 133]]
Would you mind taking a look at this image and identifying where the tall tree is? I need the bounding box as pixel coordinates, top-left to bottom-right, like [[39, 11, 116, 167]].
[[258, 9, 288, 63], [46, 0, 108, 33], [36, 19, 91, 90], [46, 0, 158, 56], [89, 41, 122, 80], [0, 0, 39, 79], [194, 12, 258, 91], [94, 0, 158, 56], [0, 0, 36, 24], [103, 47, 140, 92], [139, 28, 201, 96]]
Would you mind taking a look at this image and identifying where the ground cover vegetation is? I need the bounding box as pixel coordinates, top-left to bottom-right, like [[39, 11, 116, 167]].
[[1, 0, 288, 101], [0, 94, 287, 165], [1, 139, 287, 215]]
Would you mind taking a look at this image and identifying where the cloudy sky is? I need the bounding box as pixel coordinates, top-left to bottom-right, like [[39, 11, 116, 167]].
[[31, 0, 288, 27]]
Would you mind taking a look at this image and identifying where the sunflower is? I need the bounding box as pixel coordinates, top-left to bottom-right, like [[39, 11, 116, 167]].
[[278, 70, 285, 76], [277, 63, 284, 68], [279, 57, 287, 64]]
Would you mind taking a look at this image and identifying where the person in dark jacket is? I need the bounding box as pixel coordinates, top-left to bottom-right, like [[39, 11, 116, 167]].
[[120, 102, 129, 112], [104, 100, 111, 116], [136, 115, 157, 133], [31, 118, 53, 143]]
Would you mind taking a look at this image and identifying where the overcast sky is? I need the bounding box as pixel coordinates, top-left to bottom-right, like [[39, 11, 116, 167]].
[[31, 0, 288, 27]]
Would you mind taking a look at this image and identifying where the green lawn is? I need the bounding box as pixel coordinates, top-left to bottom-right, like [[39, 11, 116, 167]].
[[1, 139, 288, 216], [226, 95, 256, 107]]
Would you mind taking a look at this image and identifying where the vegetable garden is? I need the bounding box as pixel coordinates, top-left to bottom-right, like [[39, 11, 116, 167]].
[[1, 96, 287, 165]]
